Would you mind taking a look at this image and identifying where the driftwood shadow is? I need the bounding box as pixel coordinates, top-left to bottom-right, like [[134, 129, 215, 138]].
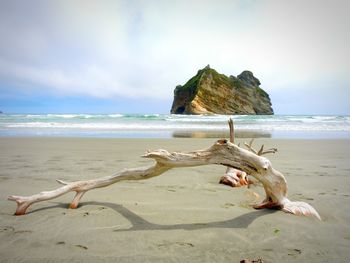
[[79, 201, 276, 232], [26, 203, 70, 214]]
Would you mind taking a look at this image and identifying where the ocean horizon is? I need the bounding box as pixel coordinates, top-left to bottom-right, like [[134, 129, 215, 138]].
[[0, 113, 349, 139]]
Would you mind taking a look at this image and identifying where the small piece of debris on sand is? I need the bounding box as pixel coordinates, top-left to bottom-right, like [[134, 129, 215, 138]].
[[240, 259, 264, 263]]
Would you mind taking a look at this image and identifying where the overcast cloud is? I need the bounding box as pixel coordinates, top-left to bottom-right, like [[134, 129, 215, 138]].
[[0, 0, 349, 114]]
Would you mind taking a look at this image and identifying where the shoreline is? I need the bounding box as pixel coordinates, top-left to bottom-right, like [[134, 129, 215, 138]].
[[1, 129, 350, 139], [1, 114, 349, 140], [0, 137, 349, 262]]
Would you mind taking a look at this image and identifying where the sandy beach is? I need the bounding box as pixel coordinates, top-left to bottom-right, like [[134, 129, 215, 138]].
[[0, 137, 350, 262]]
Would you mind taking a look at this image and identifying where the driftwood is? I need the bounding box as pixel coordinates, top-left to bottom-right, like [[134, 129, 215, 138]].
[[7, 121, 321, 220], [220, 119, 276, 187], [220, 119, 251, 187]]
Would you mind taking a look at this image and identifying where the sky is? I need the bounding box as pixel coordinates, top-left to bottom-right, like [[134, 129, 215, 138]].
[[0, 0, 349, 115]]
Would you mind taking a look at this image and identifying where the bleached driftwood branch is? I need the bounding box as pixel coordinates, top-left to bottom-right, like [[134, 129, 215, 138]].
[[220, 118, 250, 187], [8, 135, 321, 220], [244, 138, 278, 156], [220, 119, 277, 188]]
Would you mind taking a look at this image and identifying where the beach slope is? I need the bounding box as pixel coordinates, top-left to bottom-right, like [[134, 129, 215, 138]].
[[0, 138, 349, 262]]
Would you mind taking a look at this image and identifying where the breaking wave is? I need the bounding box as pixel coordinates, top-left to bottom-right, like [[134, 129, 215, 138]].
[[0, 114, 349, 138]]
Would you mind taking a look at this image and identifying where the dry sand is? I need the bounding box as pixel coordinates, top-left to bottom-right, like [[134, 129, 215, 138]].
[[0, 137, 349, 262]]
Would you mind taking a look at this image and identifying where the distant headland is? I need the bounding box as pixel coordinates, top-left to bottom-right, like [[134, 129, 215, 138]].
[[170, 65, 273, 115]]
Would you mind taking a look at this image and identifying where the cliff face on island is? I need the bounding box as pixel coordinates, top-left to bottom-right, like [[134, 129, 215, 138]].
[[170, 65, 273, 115]]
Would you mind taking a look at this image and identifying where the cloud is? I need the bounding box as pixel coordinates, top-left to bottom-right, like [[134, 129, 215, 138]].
[[0, 0, 349, 113]]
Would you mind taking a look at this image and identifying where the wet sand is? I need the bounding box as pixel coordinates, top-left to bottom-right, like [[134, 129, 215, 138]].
[[0, 137, 349, 262]]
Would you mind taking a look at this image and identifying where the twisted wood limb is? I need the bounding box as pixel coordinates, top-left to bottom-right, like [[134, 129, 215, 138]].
[[228, 118, 234, 143], [244, 139, 277, 156], [7, 139, 266, 215], [8, 163, 169, 215], [220, 118, 250, 187], [7, 134, 321, 220]]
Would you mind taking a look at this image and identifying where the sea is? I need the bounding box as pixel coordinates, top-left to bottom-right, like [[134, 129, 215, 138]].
[[0, 114, 349, 139]]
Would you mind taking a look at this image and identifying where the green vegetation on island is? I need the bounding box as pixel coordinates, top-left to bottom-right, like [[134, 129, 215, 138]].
[[171, 65, 273, 115]]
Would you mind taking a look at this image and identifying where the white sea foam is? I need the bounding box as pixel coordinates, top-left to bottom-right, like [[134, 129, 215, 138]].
[[47, 114, 79, 118], [5, 122, 228, 131], [108, 114, 124, 118], [1, 114, 350, 138]]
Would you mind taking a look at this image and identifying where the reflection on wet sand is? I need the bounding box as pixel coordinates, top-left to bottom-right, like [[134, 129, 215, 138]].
[[172, 130, 271, 138]]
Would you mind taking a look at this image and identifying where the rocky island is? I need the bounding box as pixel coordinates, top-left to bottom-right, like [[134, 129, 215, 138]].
[[170, 65, 273, 115]]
